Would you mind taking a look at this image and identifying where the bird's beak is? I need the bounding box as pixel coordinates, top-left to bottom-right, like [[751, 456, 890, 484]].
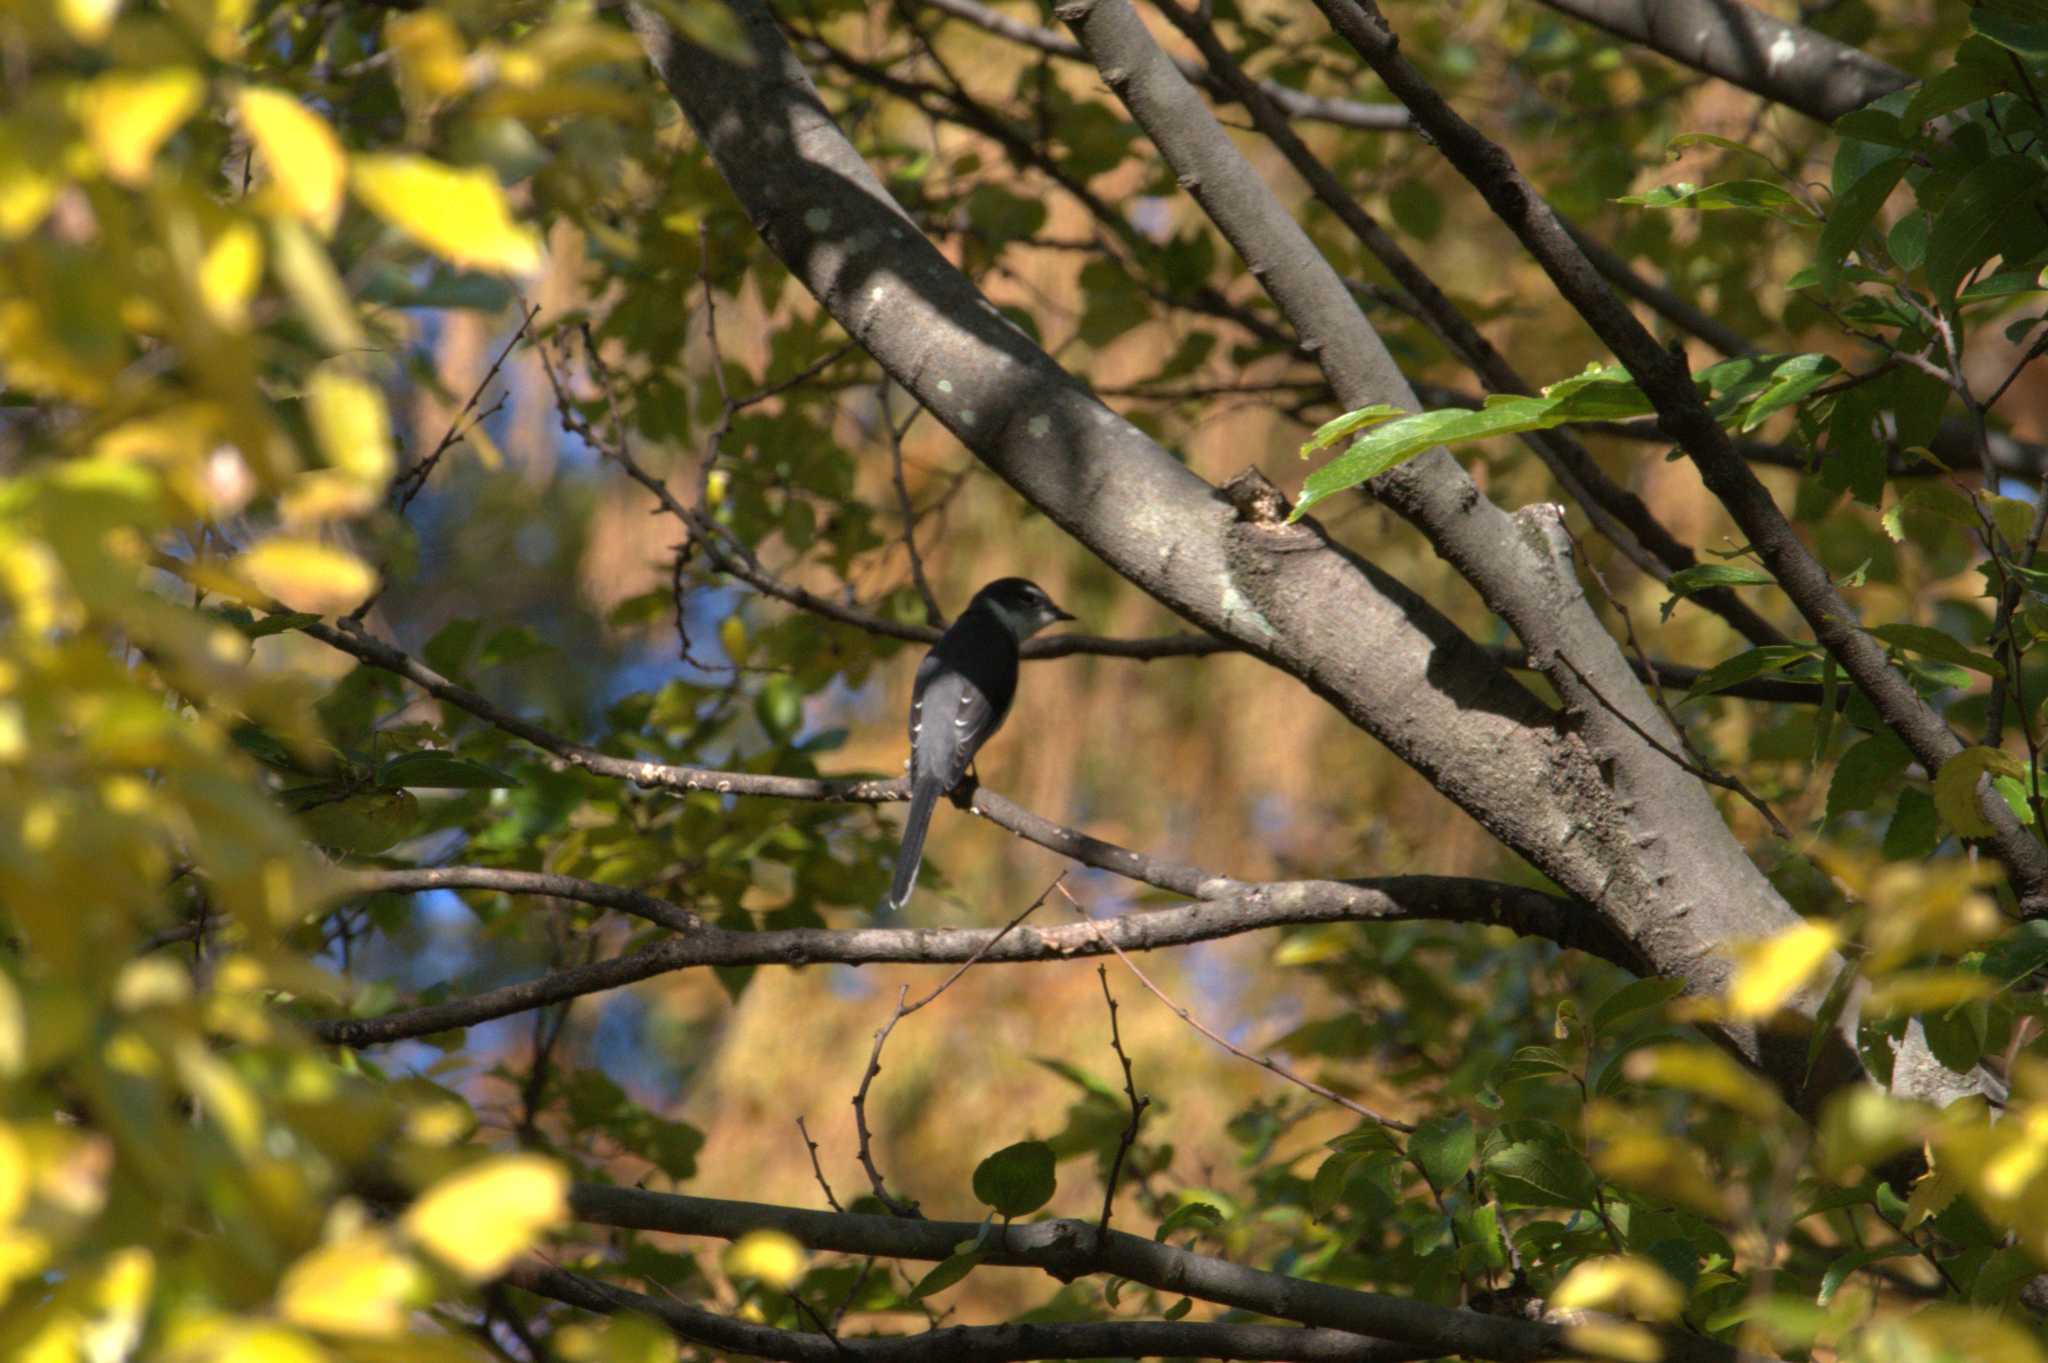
[[1052, 603, 1076, 623]]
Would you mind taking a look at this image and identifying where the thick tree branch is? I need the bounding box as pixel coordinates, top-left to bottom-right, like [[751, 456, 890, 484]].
[[1052, 0, 1863, 1115], [314, 870, 1624, 1047], [1532, 0, 1911, 124], [1158, 0, 1786, 650], [1308, 0, 2048, 916], [908, 0, 1757, 385], [912, 0, 1413, 132], [615, 0, 1916, 1117], [510, 1263, 1430, 1363], [555, 1184, 1776, 1363]]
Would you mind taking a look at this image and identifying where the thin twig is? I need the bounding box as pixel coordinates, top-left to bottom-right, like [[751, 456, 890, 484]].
[[851, 876, 1063, 1214], [1060, 885, 1414, 1132], [797, 1116, 845, 1213], [883, 381, 944, 627], [1093, 965, 1149, 1247]]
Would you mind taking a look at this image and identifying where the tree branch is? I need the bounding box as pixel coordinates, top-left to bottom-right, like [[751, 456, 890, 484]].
[[1532, 0, 1911, 124], [312, 870, 1624, 1046], [1307, 0, 2048, 915], [909, 0, 1412, 132], [552, 1184, 1777, 1363], [1155, 0, 1786, 650], [508, 1263, 1431, 1362]]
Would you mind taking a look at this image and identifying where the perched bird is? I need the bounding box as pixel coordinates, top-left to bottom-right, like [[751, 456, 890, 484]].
[[887, 577, 1073, 911]]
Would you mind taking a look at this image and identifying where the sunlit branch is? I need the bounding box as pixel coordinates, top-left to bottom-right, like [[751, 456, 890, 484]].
[[507, 1263, 1429, 1363], [1306, 0, 2048, 913], [543, 1184, 1771, 1363], [312, 870, 1623, 1047]]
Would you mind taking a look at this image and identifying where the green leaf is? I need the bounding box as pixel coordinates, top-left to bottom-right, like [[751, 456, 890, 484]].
[[1888, 210, 1930, 272], [1882, 787, 1941, 860], [972, 1141, 1056, 1218], [1310, 1151, 1367, 1220], [375, 751, 520, 790], [1816, 156, 1908, 290], [1818, 1245, 1916, 1305], [1684, 643, 1822, 700], [1616, 179, 1818, 223], [1828, 731, 1913, 819], [1733, 353, 1841, 431], [1974, 8, 2048, 59], [1903, 63, 2003, 126], [908, 1249, 983, 1300], [1299, 403, 1405, 457], [1805, 956, 1863, 1086], [1485, 1137, 1598, 1210], [1409, 1113, 1475, 1189], [1934, 746, 2028, 837], [1866, 623, 2003, 676], [1291, 369, 1653, 519], [1592, 977, 1686, 1034], [1927, 155, 2048, 306], [1153, 1200, 1222, 1241], [1161, 1296, 1193, 1321], [1496, 1045, 1574, 1085], [1660, 564, 1773, 621]]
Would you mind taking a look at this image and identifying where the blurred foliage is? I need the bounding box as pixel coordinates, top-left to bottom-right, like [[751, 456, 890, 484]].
[[7, 0, 2048, 1359]]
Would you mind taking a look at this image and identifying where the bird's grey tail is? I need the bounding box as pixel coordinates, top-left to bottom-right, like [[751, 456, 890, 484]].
[[887, 782, 940, 912]]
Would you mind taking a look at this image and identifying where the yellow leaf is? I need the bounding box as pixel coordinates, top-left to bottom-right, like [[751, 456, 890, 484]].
[[402, 1153, 567, 1280], [278, 471, 376, 527], [84, 1247, 153, 1361], [240, 537, 374, 614], [270, 217, 367, 353], [1863, 969, 1997, 1016], [723, 1229, 807, 1289], [276, 1229, 424, 1337], [1585, 1102, 1724, 1216], [196, 1324, 326, 1363], [1977, 1105, 2048, 1200], [1623, 1044, 1782, 1120], [0, 1124, 29, 1225], [386, 11, 471, 102], [1550, 1254, 1684, 1322], [237, 88, 346, 235], [0, 126, 59, 240], [297, 789, 417, 855], [197, 218, 263, 329], [1563, 1320, 1662, 1363], [1903, 1156, 1962, 1231], [1726, 921, 1840, 1019], [1816, 1087, 1932, 1179], [719, 614, 749, 665], [351, 154, 541, 276], [1901, 1307, 2048, 1363], [82, 69, 205, 186], [305, 364, 394, 485], [57, 0, 122, 43], [1934, 745, 2028, 837], [0, 972, 23, 1078], [172, 1038, 264, 1158]]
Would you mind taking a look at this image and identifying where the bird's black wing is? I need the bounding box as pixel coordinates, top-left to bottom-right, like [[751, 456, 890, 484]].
[[908, 610, 1018, 791]]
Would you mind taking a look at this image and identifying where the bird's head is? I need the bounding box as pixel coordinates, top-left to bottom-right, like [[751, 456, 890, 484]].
[[969, 577, 1074, 639]]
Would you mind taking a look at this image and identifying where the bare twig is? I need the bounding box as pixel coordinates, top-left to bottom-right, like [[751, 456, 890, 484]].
[[1060, 885, 1415, 1132], [390, 303, 541, 515], [882, 382, 944, 627], [851, 878, 1061, 1214], [797, 1116, 846, 1213], [1093, 965, 1149, 1246]]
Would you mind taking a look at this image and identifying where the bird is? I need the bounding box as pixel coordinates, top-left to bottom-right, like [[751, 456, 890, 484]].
[[887, 577, 1074, 912]]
